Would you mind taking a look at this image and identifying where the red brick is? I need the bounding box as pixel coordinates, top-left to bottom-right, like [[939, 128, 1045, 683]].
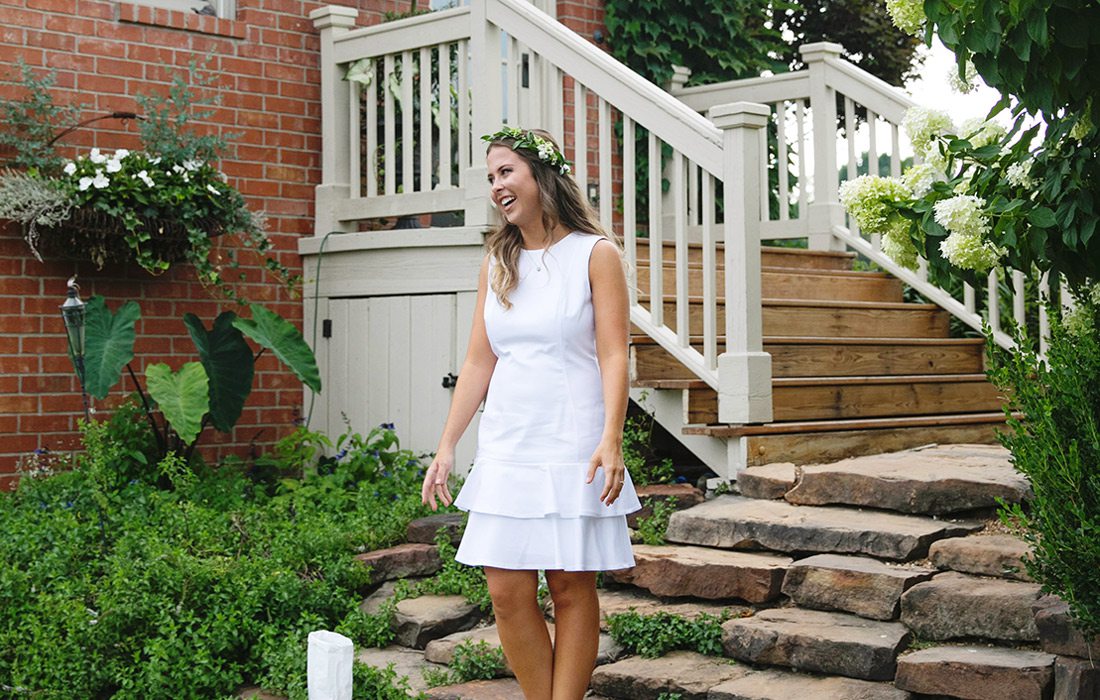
[[21, 374, 75, 393], [20, 414, 74, 433], [0, 434, 42, 454], [25, 29, 74, 51], [0, 376, 18, 394], [0, 395, 37, 413]]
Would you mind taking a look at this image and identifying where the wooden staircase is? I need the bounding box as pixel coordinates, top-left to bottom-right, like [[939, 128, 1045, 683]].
[[630, 240, 1008, 475]]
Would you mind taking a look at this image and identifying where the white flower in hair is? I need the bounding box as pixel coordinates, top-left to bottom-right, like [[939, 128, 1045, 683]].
[[537, 141, 554, 161]]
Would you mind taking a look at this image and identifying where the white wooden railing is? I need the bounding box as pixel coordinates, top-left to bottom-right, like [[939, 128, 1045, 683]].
[[310, 5, 1057, 430], [671, 42, 1060, 355]]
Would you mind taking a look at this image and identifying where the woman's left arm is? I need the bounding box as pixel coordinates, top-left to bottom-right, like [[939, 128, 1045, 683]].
[[586, 238, 630, 506]]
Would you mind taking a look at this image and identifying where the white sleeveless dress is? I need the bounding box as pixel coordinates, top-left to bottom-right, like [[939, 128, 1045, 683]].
[[453, 231, 642, 571]]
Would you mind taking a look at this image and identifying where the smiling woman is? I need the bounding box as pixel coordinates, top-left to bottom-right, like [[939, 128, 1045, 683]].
[[420, 127, 638, 700]]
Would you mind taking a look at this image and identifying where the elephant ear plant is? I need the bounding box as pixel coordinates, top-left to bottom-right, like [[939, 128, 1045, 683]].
[[77, 296, 321, 460]]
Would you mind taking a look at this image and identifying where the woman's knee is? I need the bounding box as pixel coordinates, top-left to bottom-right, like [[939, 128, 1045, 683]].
[[485, 568, 538, 617], [545, 570, 597, 611]]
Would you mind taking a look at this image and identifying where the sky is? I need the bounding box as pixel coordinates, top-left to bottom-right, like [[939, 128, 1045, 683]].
[[903, 41, 1005, 126]]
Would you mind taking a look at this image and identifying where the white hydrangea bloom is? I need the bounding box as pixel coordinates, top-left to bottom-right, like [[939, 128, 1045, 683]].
[[1005, 161, 1033, 188], [947, 60, 978, 94], [91, 172, 110, 189], [903, 107, 955, 160], [839, 175, 912, 233], [902, 163, 938, 197], [933, 194, 990, 238], [922, 146, 949, 175], [960, 117, 1006, 149], [886, 0, 924, 35], [63, 162, 77, 176], [882, 218, 921, 270], [940, 229, 1004, 271]]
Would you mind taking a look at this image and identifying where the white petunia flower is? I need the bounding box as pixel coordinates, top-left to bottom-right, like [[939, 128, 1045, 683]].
[[172, 164, 185, 174], [136, 170, 154, 187], [184, 159, 202, 171], [886, 0, 924, 35], [63, 162, 77, 176], [89, 148, 107, 164], [206, 184, 220, 195], [114, 149, 130, 159], [78, 176, 93, 191], [105, 159, 122, 173], [91, 172, 110, 189]]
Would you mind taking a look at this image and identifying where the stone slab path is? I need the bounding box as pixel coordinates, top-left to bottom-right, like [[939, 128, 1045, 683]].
[[900, 572, 1042, 642], [606, 544, 791, 603], [894, 646, 1055, 700], [781, 553, 935, 620]]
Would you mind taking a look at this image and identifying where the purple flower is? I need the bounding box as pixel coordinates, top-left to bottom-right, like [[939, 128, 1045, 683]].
[[334, 449, 348, 461]]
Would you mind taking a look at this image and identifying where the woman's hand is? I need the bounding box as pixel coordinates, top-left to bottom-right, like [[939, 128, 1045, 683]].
[[422, 449, 455, 511], [586, 439, 626, 506]]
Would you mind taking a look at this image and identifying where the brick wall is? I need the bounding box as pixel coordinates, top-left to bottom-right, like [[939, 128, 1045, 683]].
[[0, 0, 609, 487]]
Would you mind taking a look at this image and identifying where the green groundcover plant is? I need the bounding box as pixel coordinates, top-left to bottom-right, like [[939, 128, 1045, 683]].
[[0, 409, 469, 699]]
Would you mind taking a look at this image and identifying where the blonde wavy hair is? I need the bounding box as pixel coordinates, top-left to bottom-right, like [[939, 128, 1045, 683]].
[[484, 128, 620, 308]]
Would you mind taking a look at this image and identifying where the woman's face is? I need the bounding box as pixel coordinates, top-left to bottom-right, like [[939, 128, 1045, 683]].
[[487, 145, 543, 232]]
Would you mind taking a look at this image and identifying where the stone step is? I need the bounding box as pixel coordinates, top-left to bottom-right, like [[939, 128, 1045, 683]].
[[425, 678, 523, 699], [354, 542, 442, 585], [606, 544, 792, 603], [665, 495, 982, 561], [894, 646, 1055, 700], [708, 668, 913, 699], [739, 444, 1024, 514], [588, 649, 746, 700], [423, 623, 626, 672], [929, 534, 1033, 581], [720, 608, 911, 681], [393, 594, 485, 649], [1032, 595, 1100, 659], [899, 572, 1043, 642], [627, 483, 705, 529], [356, 645, 447, 694], [406, 512, 466, 546], [781, 554, 935, 621], [547, 587, 751, 632]]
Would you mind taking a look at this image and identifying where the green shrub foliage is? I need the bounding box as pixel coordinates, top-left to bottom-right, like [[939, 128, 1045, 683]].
[[606, 610, 733, 658], [0, 418, 445, 699], [992, 304, 1100, 637]]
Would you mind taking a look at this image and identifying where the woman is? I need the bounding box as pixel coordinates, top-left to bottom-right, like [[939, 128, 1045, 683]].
[[421, 126, 641, 699]]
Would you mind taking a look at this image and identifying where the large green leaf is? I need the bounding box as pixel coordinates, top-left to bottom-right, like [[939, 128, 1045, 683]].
[[185, 312, 254, 433], [232, 305, 321, 394], [146, 362, 209, 446], [84, 296, 141, 400]]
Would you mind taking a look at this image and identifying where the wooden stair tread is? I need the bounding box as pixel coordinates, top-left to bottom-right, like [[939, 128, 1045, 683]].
[[682, 412, 1013, 437], [630, 335, 986, 346], [637, 295, 939, 310], [773, 373, 991, 387], [634, 262, 892, 280], [634, 379, 709, 390]]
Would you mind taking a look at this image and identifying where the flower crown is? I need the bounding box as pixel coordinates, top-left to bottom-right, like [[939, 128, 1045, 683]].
[[481, 127, 573, 176]]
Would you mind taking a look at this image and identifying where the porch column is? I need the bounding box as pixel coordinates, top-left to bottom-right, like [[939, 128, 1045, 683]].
[[711, 102, 772, 424], [311, 6, 359, 235], [802, 41, 846, 251]]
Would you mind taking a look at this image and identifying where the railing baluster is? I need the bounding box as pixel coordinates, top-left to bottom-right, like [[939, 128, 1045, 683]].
[[844, 96, 859, 237], [419, 46, 432, 193], [366, 60, 378, 197], [457, 39, 469, 185], [350, 79, 361, 198], [987, 269, 1001, 336], [573, 81, 588, 198], [648, 130, 663, 327], [702, 172, 716, 370], [529, 50, 543, 129], [776, 100, 789, 221], [598, 97, 612, 230], [1039, 272, 1050, 356], [867, 110, 880, 249], [688, 160, 699, 228], [438, 42, 453, 189], [402, 50, 414, 195], [623, 116, 637, 304], [890, 122, 902, 177], [383, 54, 395, 195], [796, 99, 807, 219], [507, 35, 520, 124], [550, 67, 564, 145], [964, 282, 975, 314], [1013, 270, 1026, 331], [673, 151, 688, 346]]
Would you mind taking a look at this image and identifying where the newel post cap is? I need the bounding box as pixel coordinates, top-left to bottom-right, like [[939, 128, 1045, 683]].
[[709, 102, 770, 130], [310, 5, 358, 30]]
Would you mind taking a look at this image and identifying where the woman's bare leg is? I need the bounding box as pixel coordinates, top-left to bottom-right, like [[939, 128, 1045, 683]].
[[545, 570, 600, 700], [484, 566, 553, 699]]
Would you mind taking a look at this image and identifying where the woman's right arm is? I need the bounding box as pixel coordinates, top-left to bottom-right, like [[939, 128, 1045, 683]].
[[422, 255, 497, 510]]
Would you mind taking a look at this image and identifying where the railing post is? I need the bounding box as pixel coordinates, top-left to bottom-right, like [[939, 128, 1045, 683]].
[[711, 102, 772, 424], [465, 0, 502, 228], [666, 65, 692, 94], [801, 41, 846, 252], [310, 6, 359, 235]]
